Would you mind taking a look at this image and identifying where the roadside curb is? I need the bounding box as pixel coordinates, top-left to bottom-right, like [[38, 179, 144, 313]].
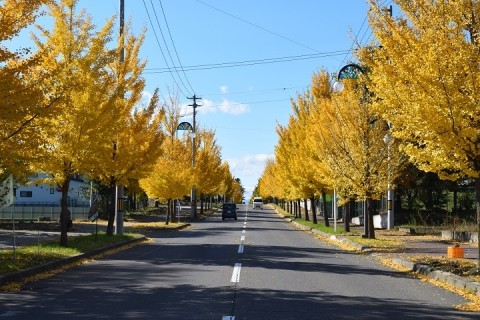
[[390, 257, 480, 296], [0, 236, 147, 287], [275, 207, 480, 296]]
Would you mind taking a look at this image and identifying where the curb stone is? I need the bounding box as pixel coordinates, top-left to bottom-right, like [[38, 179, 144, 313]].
[[275, 208, 480, 297], [391, 257, 480, 296], [0, 222, 192, 287], [0, 236, 147, 287]]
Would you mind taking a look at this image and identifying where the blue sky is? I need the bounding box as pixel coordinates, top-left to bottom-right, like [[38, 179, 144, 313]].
[[21, 0, 385, 199]]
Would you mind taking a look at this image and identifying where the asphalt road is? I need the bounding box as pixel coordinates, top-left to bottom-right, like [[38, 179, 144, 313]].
[[0, 204, 478, 319]]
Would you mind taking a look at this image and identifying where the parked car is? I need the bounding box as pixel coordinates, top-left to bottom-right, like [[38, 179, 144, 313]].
[[222, 203, 237, 220], [252, 197, 263, 209]]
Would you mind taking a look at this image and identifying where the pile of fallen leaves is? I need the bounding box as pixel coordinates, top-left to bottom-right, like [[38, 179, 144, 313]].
[[410, 256, 480, 282]]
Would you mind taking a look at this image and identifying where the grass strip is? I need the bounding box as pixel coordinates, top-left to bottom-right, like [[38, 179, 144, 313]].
[[0, 232, 141, 275]]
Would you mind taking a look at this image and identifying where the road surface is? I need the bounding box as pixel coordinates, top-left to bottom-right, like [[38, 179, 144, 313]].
[[0, 204, 477, 319]]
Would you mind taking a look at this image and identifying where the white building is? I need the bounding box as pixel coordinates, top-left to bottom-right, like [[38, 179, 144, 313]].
[[0, 174, 91, 221], [14, 173, 90, 207]]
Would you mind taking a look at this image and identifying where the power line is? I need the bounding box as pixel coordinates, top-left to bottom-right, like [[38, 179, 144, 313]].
[[207, 98, 291, 108], [157, 0, 196, 94], [142, 0, 190, 97], [202, 85, 307, 97], [194, 0, 320, 53], [148, 0, 193, 96], [144, 50, 349, 74], [337, 0, 393, 70]]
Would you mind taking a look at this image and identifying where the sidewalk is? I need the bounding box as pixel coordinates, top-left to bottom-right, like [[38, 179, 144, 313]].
[[394, 236, 479, 261], [338, 225, 479, 261]]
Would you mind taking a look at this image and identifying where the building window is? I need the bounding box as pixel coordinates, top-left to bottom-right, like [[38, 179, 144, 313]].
[[19, 191, 33, 197]]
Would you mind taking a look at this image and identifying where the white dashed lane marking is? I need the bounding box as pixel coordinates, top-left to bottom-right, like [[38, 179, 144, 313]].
[[231, 263, 242, 282]]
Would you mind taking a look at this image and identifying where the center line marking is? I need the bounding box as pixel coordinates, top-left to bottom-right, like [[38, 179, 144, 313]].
[[231, 263, 242, 282], [240, 235, 245, 241], [238, 244, 244, 253], [242, 230, 246, 234]]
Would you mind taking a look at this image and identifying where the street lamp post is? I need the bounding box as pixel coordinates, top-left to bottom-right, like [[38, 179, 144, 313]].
[[334, 63, 395, 231], [383, 132, 394, 230], [176, 121, 194, 219], [115, 0, 125, 235], [189, 96, 200, 220], [333, 63, 367, 235]]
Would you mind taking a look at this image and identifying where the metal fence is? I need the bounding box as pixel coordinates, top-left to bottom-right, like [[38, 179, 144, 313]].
[[0, 206, 91, 221]]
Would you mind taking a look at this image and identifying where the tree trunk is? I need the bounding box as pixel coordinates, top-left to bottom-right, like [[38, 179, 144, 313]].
[[366, 198, 375, 239], [344, 200, 351, 232], [426, 188, 434, 211], [172, 199, 179, 223], [59, 177, 71, 246], [304, 198, 310, 221], [452, 186, 458, 216], [200, 194, 205, 216], [322, 190, 329, 227], [310, 195, 318, 224], [302, 198, 307, 220], [297, 199, 301, 218], [106, 178, 116, 236], [475, 178, 480, 266], [166, 199, 171, 225]]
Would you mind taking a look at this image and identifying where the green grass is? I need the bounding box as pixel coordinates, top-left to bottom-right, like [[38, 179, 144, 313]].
[[294, 218, 346, 235], [0, 232, 141, 275], [272, 204, 348, 235]]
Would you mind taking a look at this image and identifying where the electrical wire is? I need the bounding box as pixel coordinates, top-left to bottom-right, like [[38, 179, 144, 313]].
[[337, 0, 394, 72], [157, 0, 196, 95], [202, 85, 307, 97], [149, 0, 193, 96], [142, 0, 190, 98], [193, 0, 320, 53], [144, 50, 349, 74]]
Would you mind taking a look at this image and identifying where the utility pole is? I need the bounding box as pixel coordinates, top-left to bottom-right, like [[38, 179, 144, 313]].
[[188, 95, 201, 219], [114, 0, 125, 235]]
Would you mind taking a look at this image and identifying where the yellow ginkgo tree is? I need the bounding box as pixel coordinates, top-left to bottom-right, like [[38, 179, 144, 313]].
[[0, 0, 57, 175], [194, 129, 226, 214], [139, 91, 191, 224], [365, 0, 480, 252], [258, 159, 285, 202], [92, 88, 166, 235], [30, 0, 140, 245], [140, 137, 191, 224], [307, 69, 405, 238]]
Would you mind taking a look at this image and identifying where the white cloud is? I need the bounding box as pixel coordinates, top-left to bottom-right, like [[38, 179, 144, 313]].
[[226, 153, 273, 197], [218, 99, 249, 115], [198, 99, 217, 114], [198, 98, 249, 115], [140, 90, 153, 107]]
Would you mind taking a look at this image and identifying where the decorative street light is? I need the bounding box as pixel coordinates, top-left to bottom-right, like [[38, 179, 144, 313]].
[[334, 62, 395, 231], [176, 121, 195, 220], [333, 63, 365, 92], [177, 121, 193, 132], [332, 63, 366, 233], [383, 131, 394, 230]]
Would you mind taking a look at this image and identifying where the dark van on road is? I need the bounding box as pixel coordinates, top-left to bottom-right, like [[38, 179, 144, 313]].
[[222, 203, 237, 220]]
